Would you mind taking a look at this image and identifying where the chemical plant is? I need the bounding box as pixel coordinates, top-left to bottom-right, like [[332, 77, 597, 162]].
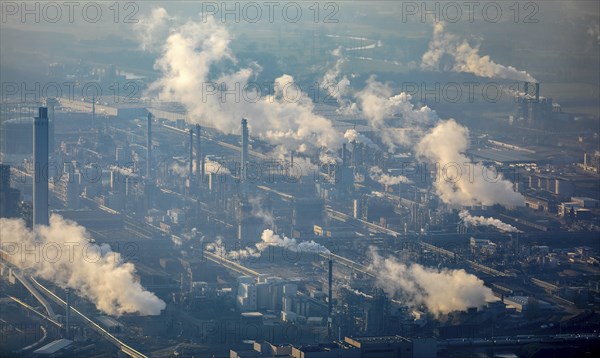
[[1, 2, 599, 357]]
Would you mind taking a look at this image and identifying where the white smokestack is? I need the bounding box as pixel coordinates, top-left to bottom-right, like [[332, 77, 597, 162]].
[[241, 118, 249, 182], [0, 215, 166, 316]]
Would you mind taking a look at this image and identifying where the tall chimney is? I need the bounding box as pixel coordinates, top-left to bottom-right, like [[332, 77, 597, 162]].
[[523, 81, 529, 97], [65, 288, 71, 339], [342, 143, 347, 167], [33, 107, 49, 227], [535, 83, 540, 102], [146, 113, 152, 180], [195, 124, 201, 178], [189, 128, 194, 185], [241, 118, 249, 181], [328, 258, 333, 338]]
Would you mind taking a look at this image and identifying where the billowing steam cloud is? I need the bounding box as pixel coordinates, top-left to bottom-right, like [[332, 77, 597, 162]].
[[330, 73, 523, 207], [136, 7, 174, 52], [319, 61, 524, 208], [344, 129, 378, 149], [421, 22, 536, 82], [169, 161, 190, 178], [459, 210, 521, 233], [139, 9, 342, 153], [416, 120, 524, 207], [369, 166, 412, 185], [248, 196, 275, 227], [257, 229, 329, 254], [0, 215, 166, 316], [369, 249, 498, 316], [207, 229, 329, 260], [320, 54, 358, 115], [355, 76, 438, 151]]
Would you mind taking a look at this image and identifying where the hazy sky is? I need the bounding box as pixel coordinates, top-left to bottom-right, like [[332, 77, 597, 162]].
[[1, 1, 598, 110]]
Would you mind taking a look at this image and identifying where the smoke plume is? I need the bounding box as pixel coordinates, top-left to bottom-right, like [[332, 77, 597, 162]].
[[207, 229, 329, 260], [355, 76, 438, 151], [345, 76, 523, 208], [421, 22, 536, 82], [248, 196, 275, 227], [139, 9, 342, 153], [320, 54, 358, 115], [368, 249, 498, 316], [256, 229, 329, 254], [0, 215, 166, 316], [369, 166, 412, 186], [344, 129, 379, 149], [416, 119, 524, 207], [459, 210, 521, 233]]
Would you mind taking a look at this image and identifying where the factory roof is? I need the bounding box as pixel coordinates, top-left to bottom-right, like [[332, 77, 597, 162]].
[[344, 335, 411, 347], [241, 312, 264, 318], [96, 315, 124, 328], [33, 339, 72, 355], [472, 148, 534, 163]]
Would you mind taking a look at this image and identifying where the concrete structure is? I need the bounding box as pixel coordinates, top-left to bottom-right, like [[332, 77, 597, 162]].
[[147, 113, 152, 180], [195, 124, 202, 179], [33, 107, 49, 226], [504, 295, 552, 313], [189, 128, 194, 187], [344, 336, 436, 358], [241, 118, 249, 182], [33, 339, 73, 355], [96, 315, 124, 333], [0, 164, 20, 218]]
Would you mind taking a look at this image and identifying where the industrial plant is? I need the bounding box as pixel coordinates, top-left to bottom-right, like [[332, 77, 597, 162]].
[[1, 2, 599, 357]]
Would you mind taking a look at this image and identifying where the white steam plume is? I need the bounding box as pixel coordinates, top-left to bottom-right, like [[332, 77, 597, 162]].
[[248, 196, 275, 227], [256, 229, 329, 255], [416, 119, 524, 207], [459, 210, 521, 233], [368, 249, 498, 316], [0, 215, 166, 316], [139, 9, 342, 153], [355, 76, 438, 151], [320, 54, 358, 115], [344, 129, 379, 149], [348, 75, 523, 208], [136, 7, 174, 52], [421, 22, 536, 82], [369, 166, 412, 185], [169, 162, 189, 178], [207, 229, 329, 260], [319, 151, 341, 165]]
